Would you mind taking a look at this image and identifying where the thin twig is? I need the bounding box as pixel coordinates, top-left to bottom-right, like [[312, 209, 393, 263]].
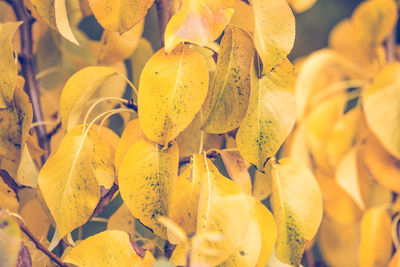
[[7, 0, 50, 163], [179, 150, 220, 166], [17, 220, 68, 267], [304, 247, 315, 267], [46, 121, 61, 139], [91, 183, 119, 218], [155, 0, 172, 47]]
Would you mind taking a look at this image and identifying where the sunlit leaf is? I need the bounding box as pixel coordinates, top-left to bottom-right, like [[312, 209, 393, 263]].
[[54, 0, 79, 45], [88, 0, 154, 33], [358, 206, 392, 267], [0, 22, 21, 108], [335, 148, 365, 210], [164, 0, 235, 53], [271, 158, 323, 265], [119, 139, 179, 239], [138, 44, 209, 145], [60, 66, 121, 131], [237, 59, 296, 169], [229, 0, 254, 34], [114, 119, 144, 171], [363, 63, 400, 159], [201, 26, 253, 133], [63, 230, 156, 266], [16, 144, 39, 188], [250, 0, 295, 71], [38, 125, 115, 238]]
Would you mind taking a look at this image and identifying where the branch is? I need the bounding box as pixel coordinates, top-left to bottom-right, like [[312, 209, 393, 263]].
[[17, 220, 68, 267], [179, 150, 220, 166], [7, 0, 50, 163], [91, 183, 119, 218], [155, 0, 172, 47]]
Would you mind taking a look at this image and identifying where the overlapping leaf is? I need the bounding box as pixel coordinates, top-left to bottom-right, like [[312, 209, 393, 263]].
[[138, 44, 209, 145]]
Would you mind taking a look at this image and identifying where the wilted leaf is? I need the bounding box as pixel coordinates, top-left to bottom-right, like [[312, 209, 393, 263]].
[[164, 0, 235, 53], [63, 230, 156, 266], [20, 198, 51, 241], [358, 206, 392, 267], [237, 60, 296, 169], [0, 22, 21, 108], [30, 0, 56, 29], [38, 125, 115, 238], [363, 63, 400, 159], [271, 158, 323, 265], [138, 44, 209, 145], [88, 0, 154, 33], [201, 26, 253, 133], [0, 212, 21, 267], [119, 139, 179, 239], [250, 0, 295, 71]]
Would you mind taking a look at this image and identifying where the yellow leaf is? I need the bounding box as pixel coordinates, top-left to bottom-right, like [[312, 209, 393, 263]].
[[283, 123, 313, 171], [131, 38, 154, 88], [169, 156, 202, 243], [219, 150, 252, 195], [98, 21, 144, 64], [318, 218, 360, 267], [271, 158, 323, 265], [0, 86, 33, 162], [164, 0, 234, 53], [88, 0, 154, 33], [63, 230, 156, 266], [254, 198, 277, 267], [19, 198, 51, 241], [335, 148, 365, 210], [327, 107, 361, 167], [115, 119, 144, 171], [0, 177, 19, 213], [138, 44, 209, 145], [287, 0, 318, 13], [253, 167, 272, 201], [363, 63, 400, 159], [38, 125, 115, 238], [358, 206, 392, 267], [361, 134, 400, 193], [194, 154, 251, 265], [0, 22, 21, 108], [119, 139, 179, 239], [229, 0, 254, 34], [107, 204, 136, 237], [60, 66, 121, 131], [306, 94, 346, 173], [176, 113, 224, 158], [201, 26, 253, 133], [250, 0, 295, 71], [16, 144, 39, 188], [389, 251, 400, 267], [237, 60, 296, 169], [352, 0, 397, 47], [0, 212, 21, 267], [54, 0, 79, 45], [315, 168, 362, 224], [30, 0, 56, 30]]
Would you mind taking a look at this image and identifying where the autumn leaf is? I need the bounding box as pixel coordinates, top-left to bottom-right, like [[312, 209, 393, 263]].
[[138, 44, 209, 145], [164, 0, 235, 53]]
